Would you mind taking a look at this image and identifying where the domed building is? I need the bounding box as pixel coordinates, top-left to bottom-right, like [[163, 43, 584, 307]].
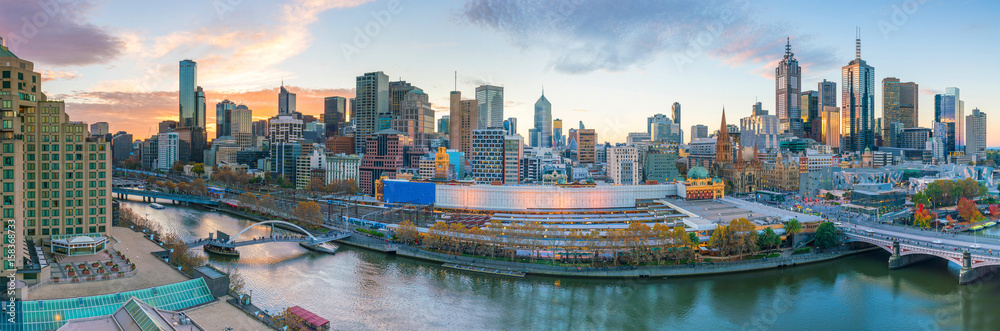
[[680, 165, 724, 200]]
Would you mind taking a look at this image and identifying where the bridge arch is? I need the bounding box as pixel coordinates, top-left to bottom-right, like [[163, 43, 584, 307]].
[[228, 220, 317, 244]]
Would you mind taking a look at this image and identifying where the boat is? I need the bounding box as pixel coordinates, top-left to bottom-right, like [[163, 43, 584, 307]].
[[299, 242, 338, 254], [203, 244, 240, 257], [150, 203, 165, 210]]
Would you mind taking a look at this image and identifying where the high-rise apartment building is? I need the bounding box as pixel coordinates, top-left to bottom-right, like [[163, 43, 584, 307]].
[[231, 105, 253, 150], [90, 122, 109, 136], [935, 87, 963, 153], [503, 135, 523, 184], [900, 127, 932, 150], [776, 39, 803, 137], [278, 83, 296, 115], [606, 146, 640, 185], [841, 34, 876, 153], [359, 131, 409, 194], [178, 59, 202, 128], [470, 128, 506, 184], [577, 129, 596, 165], [324, 96, 347, 138], [355, 72, 389, 153], [690, 125, 708, 142], [215, 99, 237, 138], [112, 131, 133, 164], [269, 115, 303, 144], [476, 85, 504, 129], [966, 108, 987, 159], [671, 102, 682, 126], [529, 92, 552, 148], [448, 91, 479, 154], [157, 132, 180, 170]]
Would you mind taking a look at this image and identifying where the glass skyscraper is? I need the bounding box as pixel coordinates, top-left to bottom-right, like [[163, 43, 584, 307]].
[[278, 83, 296, 115], [935, 87, 963, 153], [355, 72, 389, 153], [216, 99, 236, 138], [178, 59, 200, 128], [841, 35, 875, 153], [529, 92, 552, 148], [476, 85, 504, 129]]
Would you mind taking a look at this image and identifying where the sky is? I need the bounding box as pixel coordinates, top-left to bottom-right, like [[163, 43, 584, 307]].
[[1, 0, 998, 146]]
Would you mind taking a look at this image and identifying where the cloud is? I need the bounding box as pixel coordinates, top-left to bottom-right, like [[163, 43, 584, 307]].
[[566, 109, 589, 112], [457, 0, 838, 75], [41, 70, 81, 82], [0, 0, 123, 66], [56, 86, 354, 139], [921, 88, 942, 96]]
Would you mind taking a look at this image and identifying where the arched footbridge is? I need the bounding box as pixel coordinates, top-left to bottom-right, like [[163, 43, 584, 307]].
[[186, 220, 351, 249]]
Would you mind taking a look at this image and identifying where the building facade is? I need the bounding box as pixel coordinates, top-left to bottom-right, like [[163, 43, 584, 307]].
[[841, 36, 876, 153], [355, 72, 389, 153], [475, 85, 504, 129], [776, 39, 803, 137], [966, 108, 987, 160], [359, 130, 408, 194], [529, 93, 552, 148], [606, 146, 640, 185]]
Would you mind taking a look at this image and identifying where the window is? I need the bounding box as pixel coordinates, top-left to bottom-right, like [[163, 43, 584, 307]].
[[1, 143, 11, 153]]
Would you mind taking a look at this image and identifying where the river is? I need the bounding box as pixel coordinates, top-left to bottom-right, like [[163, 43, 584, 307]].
[[121, 200, 1000, 330]]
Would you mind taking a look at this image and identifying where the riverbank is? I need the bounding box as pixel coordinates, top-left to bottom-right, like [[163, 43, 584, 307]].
[[334, 233, 880, 279]]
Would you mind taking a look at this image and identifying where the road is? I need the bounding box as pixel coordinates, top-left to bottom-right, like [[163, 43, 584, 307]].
[[839, 220, 1000, 257]]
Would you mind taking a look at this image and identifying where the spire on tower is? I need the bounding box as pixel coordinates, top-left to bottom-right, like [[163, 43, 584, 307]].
[[855, 27, 862, 60], [785, 36, 791, 58]]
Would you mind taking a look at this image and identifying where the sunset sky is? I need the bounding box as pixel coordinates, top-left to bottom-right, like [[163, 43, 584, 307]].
[[1, 0, 998, 145]]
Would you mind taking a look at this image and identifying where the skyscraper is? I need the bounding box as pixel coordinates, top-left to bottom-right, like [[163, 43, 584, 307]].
[[216, 99, 236, 138], [965, 108, 987, 160], [178, 59, 200, 128], [438, 116, 450, 135], [671, 102, 681, 125], [690, 125, 708, 142], [278, 83, 296, 115], [818, 79, 837, 108], [529, 92, 552, 148], [389, 80, 415, 116], [470, 128, 506, 184], [324, 96, 347, 137], [476, 85, 504, 128], [821, 106, 841, 150], [577, 129, 596, 165], [449, 91, 479, 154], [800, 90, 819, 140], [90, 122, 109, 136], [398, 88, 434, 147], [552, 119, 564, 148], [355, 72, 389, 153], [776, 38, 803, 137], [740, 105, 780, 150], [231, 105, 253, 149], [935, 88, 963, 153], [606, 146, 640, 185], [841, 32, 876, 153], [503, 117, 517, 135]]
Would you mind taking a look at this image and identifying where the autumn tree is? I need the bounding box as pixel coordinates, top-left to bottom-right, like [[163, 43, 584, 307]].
[[162, 233, 206, 274], [293, 201, 323, 228], [223, 262, 246, 295], [306, 177, 327, 192], [958, 197, 985, 223], [188, 178, 208, 196], [238, 193, 258, 210], [171, 160, 185, 172], [913, 204, 934, 228]]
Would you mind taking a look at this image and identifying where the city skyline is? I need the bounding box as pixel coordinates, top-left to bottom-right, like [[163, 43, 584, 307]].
[[0, 0, 998, 145]]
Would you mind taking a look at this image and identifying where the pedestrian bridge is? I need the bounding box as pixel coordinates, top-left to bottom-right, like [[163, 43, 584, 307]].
[[843, 230, 1000, 284], [186, 220, 351, 249], [112, 187, 219, 205]]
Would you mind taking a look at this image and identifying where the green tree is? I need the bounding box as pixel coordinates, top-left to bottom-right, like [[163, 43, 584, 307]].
[[688, 232, 700, 247], [191, 163, 205, 176], [757, 227, 781, 252], [910, 192, 930, 206], [814, 222, 839, 249], [784, 219, 802, 245], [824, 192, 835, 200]]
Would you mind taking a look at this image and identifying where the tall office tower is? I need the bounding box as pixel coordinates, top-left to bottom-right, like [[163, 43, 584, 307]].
[[800, 90, 819, 140], [503, 117, 517, 135], [690, 125, 708, 142], [476, 85, 504, 128], [90, 122, 109, 136], [278, 83, 296, 115], [252, 120, 268, 137], [231, 105, 253, 149], [324, 96, 347, 138], [503, 135, 524, 184], [647, 114, 669, 136], [776, 38, 802, 137], [470, 128, 505, 183], [882, 78, 918, 129], [112, 131, 134, 164], [818, 80, 837, 107], [553, 119, 564, 148], [359, 131, 409, 194], [751, 102, 767, 116], [577, 129, 596, 164], [158, 120, 177, 134], [529, 92, 552, 148], [438, 116, 450, 135], [900, 127, 932, 150], [966, 108, 987, 159], [179, 59, 200, 128], [398, 88, 434, 147], [935, 88, 963, 153], [157, 132, 180, 170], [216, 99, 237, 138], [671, 102, 682, 125], [740, 107, 780, 150], [448, 91, 480, 154], [606, 146, 640, 185], [349, 98, 356, 123], [650, 120, 683, 145], [821, 107, 841, 150], [841, 32, 876, 153], [268, 115, 304, 143], [389, 80, 415, 116], [355, 72, 389, 153]]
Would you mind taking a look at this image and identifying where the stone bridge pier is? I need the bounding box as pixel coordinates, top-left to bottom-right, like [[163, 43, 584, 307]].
[[887, 240, 933, 269], [959, 251, 1000, 284]]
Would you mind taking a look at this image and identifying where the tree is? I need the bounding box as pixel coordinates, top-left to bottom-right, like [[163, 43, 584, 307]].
[[784, 219, 802, 245], [958, 197, 985, 223], [910, 192, 930, 206], [913, 204, 934, 228], [990, 204, 999, 217], [171, 160, 185, 172], [306, 178, 327, 192], [824, 192, 836, 200], [176, 182, 190, 194], [757, 227, 781, 252], [162, 233, 206, 274], [189, 178, 208, 196], [237, 193, 258, 210], [293, 201, 322, 228], [814, 222, 839, 249], [688, 232, 700, 247], [397, 220, 419, 244], [191, 163, 205, 176], [223, 262, 246, 295], [708, 226, 733, 256]]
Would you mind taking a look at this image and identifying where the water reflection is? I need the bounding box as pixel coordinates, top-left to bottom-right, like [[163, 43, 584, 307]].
[[122, 200, 1000, 330]]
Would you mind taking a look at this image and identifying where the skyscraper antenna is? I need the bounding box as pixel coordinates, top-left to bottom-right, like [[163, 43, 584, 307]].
[[454, 71, 457, 91], [856, 27, 861, 60]]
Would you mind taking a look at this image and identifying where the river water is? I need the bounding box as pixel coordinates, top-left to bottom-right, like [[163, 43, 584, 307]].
[[122, 200, 1000, 330]]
